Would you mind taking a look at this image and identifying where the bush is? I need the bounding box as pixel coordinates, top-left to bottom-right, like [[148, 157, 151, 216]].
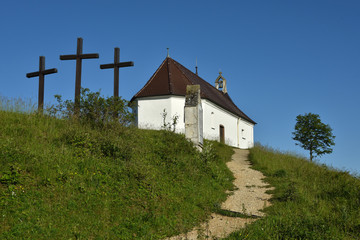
[[47, 88, 135, 128]]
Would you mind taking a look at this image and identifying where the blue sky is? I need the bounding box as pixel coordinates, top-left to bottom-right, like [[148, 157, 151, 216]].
[[1, 1, 359, 174]]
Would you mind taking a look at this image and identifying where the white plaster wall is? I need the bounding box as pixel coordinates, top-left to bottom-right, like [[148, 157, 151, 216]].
[[238, 119, 255, 149], [202, 99, 254, 148], [135, 96, 254, 149], [136, 96, 172, 130], [136, 96, 185, 133], [202, 99, 239, 147], [170, 96, 185, 133]]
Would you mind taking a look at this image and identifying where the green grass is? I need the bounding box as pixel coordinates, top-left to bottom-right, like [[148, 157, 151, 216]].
[[4, 98, 359, 239], [0, 96, 36, 113], [226, 145, 360, 240], [0, 109, 234, 239]]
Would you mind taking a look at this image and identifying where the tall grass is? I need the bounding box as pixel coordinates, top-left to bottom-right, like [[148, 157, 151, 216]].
[[226, 144, 360, 239], [0, 108, 234, 239], [0, 96, 36, 113]]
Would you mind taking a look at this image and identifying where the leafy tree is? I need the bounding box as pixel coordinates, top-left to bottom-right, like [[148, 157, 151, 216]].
[[47, 88, 135, 128], [292, 113, 335, 161]]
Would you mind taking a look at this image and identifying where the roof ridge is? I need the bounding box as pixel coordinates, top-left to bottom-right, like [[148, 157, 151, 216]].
[[170, 58, 194, 85], [171, 58, 211, 87], [131, 57, 168, 101], [171, 58, 217, 97], [167, 57, 173, 94]]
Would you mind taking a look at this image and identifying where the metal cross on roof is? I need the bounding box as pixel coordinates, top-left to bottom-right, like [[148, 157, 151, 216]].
[[60, 37, 99, 115], [26, 56, 57, 113], [100, 47, 134, 98]]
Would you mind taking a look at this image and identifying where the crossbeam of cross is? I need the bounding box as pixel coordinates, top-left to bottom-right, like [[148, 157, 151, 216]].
[[26, 56, 57, 113], [100, 47, 134, 98], [60, 37, 99, 115]]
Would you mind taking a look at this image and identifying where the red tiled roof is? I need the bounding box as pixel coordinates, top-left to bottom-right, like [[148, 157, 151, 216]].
[[131, 57, 256, 124]]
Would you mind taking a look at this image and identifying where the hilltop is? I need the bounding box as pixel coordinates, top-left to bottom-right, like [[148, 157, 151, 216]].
[[0, 110, 234, 239], [1, 109, 360, 239]]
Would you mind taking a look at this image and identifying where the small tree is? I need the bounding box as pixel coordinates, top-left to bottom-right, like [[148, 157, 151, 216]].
[[47, 88, 135, 128], [292, 113, 335, 161]]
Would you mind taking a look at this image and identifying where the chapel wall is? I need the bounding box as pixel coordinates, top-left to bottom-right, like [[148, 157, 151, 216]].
[[202, 99, 239, 148], [238, 119, 254, 149], [135, 96, 254, 149], [136, 96, 173, 130], [169, 96, 185, 133]]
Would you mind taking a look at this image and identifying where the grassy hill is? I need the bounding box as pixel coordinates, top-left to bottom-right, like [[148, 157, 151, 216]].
[[226, 145, 360, 240], [1, 108, 360, 239], [0, 110, 234, 239]]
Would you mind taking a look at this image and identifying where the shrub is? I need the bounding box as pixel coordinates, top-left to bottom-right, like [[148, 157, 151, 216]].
[[47, 88, 135, 128]]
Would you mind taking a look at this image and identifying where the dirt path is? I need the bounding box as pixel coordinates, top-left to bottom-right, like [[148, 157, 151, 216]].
[[167, 149, 273, 239]]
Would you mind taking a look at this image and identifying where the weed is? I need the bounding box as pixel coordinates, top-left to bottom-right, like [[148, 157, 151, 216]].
[[161, 108, 179, 132], [0, 164, 21, 185]]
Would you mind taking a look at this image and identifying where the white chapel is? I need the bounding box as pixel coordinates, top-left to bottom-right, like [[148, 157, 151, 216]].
[[131, 57, 256, 149]]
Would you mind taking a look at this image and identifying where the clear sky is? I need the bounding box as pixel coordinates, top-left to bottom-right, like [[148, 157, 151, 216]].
[[1, 1, 359, 174]]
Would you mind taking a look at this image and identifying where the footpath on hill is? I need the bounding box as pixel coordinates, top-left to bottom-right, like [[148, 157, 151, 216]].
[[168, 149, 273, 240]]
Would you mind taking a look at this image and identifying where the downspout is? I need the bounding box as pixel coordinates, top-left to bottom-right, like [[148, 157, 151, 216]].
[[237, 118, 240, 148]]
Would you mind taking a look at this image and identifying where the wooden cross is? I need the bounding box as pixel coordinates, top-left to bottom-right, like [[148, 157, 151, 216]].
[[60, 37, 99, 114], [100, 47, 134, 98], [26, 56, 57, 113]]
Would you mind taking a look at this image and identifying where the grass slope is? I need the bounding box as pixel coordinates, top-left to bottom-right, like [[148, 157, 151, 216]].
[[226, 145, 360, 240], [0, 110, 234, 239]]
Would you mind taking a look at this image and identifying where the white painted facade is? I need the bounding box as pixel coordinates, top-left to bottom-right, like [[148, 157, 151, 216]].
[[134, 95, 254, 149]]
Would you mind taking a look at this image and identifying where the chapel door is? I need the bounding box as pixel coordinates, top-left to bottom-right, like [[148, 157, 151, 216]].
[[220, 125, 225, 144]]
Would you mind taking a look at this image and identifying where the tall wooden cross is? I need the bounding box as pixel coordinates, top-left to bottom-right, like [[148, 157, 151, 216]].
[[26, 56, 57, 113], [100, 47, 134, 98], [60, 37, 99, 114]]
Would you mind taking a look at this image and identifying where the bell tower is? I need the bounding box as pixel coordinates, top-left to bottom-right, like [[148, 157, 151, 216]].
[[215, 71, 227, 93]]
